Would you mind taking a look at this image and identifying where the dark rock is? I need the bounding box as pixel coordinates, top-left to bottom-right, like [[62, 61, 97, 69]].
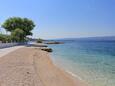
[[41, 48, 53, 52], [45, 42, 64, 44]]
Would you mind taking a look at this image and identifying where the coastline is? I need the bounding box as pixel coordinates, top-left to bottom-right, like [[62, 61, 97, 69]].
[[0, 47, 86, 86]]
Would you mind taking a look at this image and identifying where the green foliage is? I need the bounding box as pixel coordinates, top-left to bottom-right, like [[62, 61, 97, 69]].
[[2, 17, 35, 42], [11, 28, 25, 42], [37, 38, 43, 43], [0, 34, 12, 43]]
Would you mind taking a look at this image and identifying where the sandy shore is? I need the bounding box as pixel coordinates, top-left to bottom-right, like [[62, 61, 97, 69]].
[[0, 47, 86, 86]]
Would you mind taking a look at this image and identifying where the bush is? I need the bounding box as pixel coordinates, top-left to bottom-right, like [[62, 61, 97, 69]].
[[37, 38, 43, 43], [0, 34, 12, 43]]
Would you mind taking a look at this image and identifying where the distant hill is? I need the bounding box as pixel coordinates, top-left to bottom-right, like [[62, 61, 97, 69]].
[[77, 36, 115, 41], [52, 36, 115, 42]]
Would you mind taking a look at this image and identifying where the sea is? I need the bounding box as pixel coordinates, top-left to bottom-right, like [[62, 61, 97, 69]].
[[48, 37, 115, 86]]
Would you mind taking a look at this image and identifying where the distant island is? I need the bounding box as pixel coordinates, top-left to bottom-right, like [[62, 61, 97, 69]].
[[54, 36, 115, 42]]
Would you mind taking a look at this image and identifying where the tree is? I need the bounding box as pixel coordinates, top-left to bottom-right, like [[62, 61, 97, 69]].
[[0, 34, 12, 43], [2, 17, 35, 42], [11, 28, 24, 42]]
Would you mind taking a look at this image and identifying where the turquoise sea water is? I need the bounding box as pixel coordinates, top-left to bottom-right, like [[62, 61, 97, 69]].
[[48, 39, 115, 86]]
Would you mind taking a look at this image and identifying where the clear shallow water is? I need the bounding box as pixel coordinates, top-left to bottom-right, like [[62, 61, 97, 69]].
[[49, 39, 115, 86]]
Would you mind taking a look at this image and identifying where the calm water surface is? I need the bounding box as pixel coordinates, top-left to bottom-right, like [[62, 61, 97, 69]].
[[49, 39, 115, 86]]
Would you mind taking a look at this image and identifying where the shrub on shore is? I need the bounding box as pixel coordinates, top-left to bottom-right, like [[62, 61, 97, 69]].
[[37, 38, 43, 43]]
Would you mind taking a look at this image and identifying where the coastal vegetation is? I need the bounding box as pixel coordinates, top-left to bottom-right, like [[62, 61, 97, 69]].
[[0, 34, 12, 43], [0, 17, 35, 43], [36, 38, 43, 43]]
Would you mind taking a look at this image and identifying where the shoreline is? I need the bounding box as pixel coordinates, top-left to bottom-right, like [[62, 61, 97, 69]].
[[49, 54, 83, 80], [32, 44, 87, 85], [66, 70, 82, 80], [0, 47, 86, 86], [49, 54, 84, 81], [33, 47, 87, 86]]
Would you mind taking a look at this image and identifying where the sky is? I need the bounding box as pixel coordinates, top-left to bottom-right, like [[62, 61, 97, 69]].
[[0, 0, 115, 39]]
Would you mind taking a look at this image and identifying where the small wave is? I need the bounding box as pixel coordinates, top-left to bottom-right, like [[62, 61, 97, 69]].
[[65, 70, 82, 80]]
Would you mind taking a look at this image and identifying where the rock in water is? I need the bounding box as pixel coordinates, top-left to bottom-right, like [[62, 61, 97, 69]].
[[41, 48, 53, 52], [45, 42, 64, 44]]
